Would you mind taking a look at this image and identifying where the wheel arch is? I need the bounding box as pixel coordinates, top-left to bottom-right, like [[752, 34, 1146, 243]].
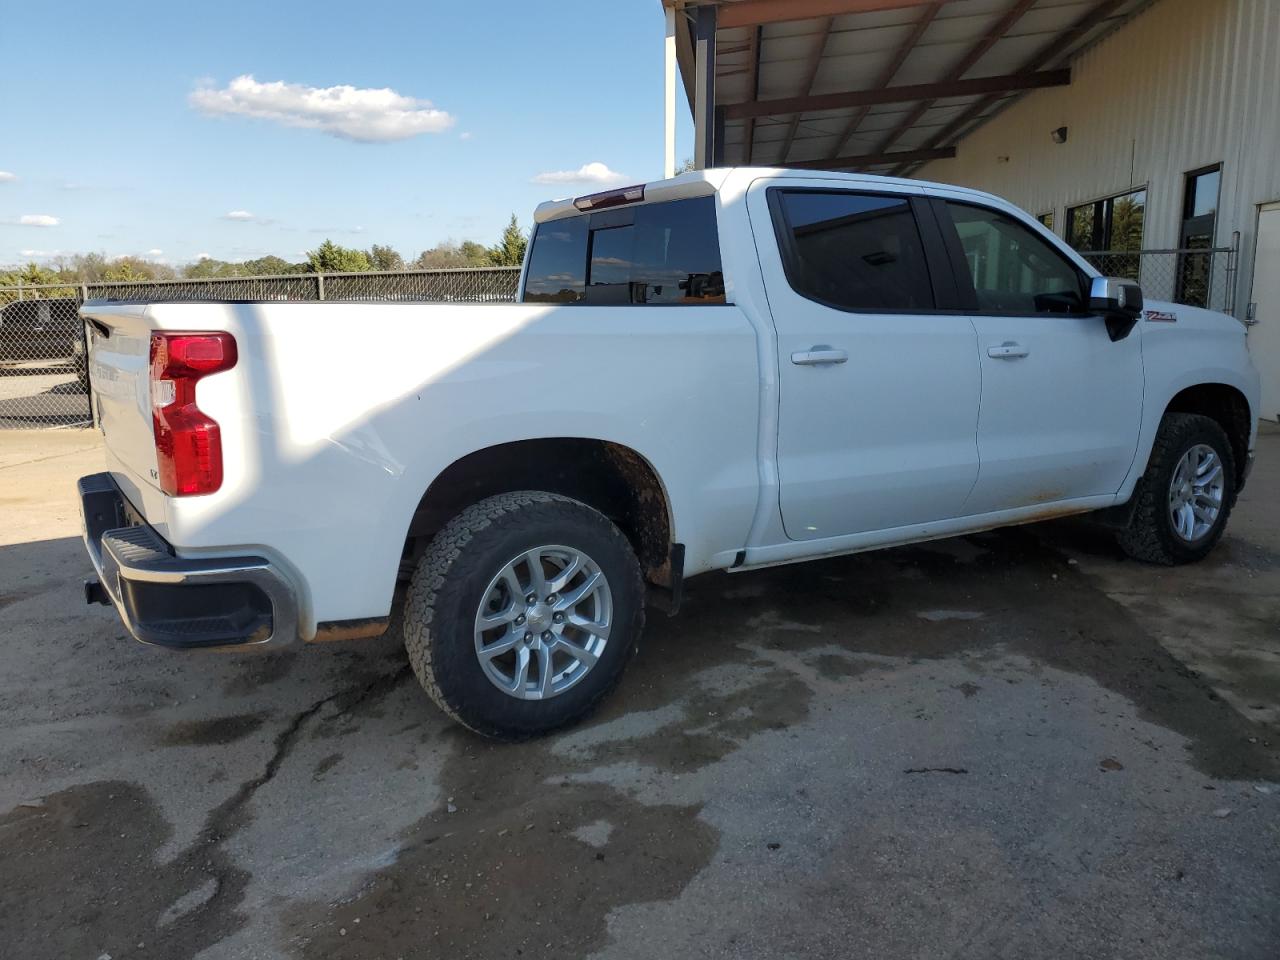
[[399, 437, 679, 601], [1163, 382, 1252, 485]]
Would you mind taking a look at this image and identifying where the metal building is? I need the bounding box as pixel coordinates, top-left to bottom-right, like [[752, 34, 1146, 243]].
[[663, 0, 1280, 420]]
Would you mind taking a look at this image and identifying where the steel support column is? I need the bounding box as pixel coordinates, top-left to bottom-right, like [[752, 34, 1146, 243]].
[[693, 4, 717, 170]]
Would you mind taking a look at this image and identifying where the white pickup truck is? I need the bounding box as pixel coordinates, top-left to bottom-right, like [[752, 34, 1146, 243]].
[[79, 167, 1259, 739]]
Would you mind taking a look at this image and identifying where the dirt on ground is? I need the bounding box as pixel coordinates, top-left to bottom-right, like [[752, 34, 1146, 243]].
[[1, 429, 1277, 959]]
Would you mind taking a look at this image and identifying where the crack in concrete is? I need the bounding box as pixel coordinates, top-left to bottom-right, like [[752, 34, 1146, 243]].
[[188, 664, 414, 913]]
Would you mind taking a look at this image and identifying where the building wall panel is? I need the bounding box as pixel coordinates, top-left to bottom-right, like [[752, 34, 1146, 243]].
[[919, 0, 1280, 317]]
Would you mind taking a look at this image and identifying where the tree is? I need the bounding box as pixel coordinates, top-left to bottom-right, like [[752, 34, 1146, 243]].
[[411, 240, 492, 270], [307, 239, 372, 273], [242, 255, 305, 276], [184, 257, 242, 279], [487, 214, 527, 267], [460, 240, 490, 266], [367, 244, 405, 272], [1, 262, 59, 288], [102, 257, 173, 282]]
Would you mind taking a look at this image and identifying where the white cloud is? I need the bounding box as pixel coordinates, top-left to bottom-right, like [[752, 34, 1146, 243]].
[[190, 75, 455, 143], [147, 248, 163, 256], [20, 249, 61, 258], [532, 162, 629, 186], [459, 131, 473, 141], [223, 210, 256, 221], [0, 171, 16, 182], [195, 252, 212, 261], [18, 214, 60, 227]]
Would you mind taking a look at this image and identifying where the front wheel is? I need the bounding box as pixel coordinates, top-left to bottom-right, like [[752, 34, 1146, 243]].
[[402, 491, 645, 740], [1116, 412, 1236, 564]]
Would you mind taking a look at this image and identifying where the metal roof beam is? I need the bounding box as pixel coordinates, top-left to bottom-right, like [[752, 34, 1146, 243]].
[[892, 0, 1130, 174], [871, 0, 1037, 156], [717, 0, 945, 29], [778, 17, 835, 163], [723, 68, 1071, 120], [828, 0, 945, 159], [785, 145, 957, 169]]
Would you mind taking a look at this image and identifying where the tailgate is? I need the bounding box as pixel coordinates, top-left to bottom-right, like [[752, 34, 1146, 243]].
[[80, 302, 161, 506]]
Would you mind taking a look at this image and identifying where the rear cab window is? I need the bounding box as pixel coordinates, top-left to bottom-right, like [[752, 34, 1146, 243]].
[[522, 196, 725, 305]]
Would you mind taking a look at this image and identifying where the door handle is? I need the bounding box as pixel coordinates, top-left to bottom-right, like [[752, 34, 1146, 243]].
[[792, 346, 848, 366], [987, 341, 1029, 359]]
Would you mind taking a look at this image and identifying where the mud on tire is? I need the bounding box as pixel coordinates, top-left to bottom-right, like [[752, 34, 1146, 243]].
[[1115, 412, 1236, 565], [402, 491, 645, 740]]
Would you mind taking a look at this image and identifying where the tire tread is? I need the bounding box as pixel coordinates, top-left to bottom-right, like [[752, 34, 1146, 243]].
[[402, 491, 643, 739], [1116, 413, 1235, 565]]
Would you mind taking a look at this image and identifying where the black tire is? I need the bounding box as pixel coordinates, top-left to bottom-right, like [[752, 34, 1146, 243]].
[[1115, 412, 1236, 565], [402, 491, 645, 740]]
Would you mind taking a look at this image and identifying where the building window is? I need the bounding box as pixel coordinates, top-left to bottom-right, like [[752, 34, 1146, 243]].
[[1176, 164, 1221, 308], [1037, 211, 1055, 232], [1067, 188, 1145, 280], [1066, 189, 1146, 252]]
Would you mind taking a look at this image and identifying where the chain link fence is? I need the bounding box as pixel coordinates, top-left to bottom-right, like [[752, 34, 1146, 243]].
[[0, 247, 1243, 430], [0, 267, 520, 429], [1079, 245, 1238, 315]]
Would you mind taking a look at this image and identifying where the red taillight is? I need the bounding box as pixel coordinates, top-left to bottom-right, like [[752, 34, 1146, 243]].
[[150, 332, 237, 496]]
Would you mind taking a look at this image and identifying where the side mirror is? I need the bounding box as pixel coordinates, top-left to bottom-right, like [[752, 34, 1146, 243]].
[[1089, 276, 1143, 341]]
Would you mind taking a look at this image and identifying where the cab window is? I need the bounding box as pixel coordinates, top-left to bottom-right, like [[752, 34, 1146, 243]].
[[771, 190, 934, 312], [942, 202, 1086, 314], [523, 196, 725, 305]]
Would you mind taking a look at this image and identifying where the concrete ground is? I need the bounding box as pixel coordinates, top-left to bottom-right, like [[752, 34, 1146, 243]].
[[2, 428, 1277, 960], [0, 360, 92, 428]]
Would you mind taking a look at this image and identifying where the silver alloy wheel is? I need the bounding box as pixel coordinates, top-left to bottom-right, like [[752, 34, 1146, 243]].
[[1167, 443, 1225, 543], [473, 544, 613, 700]]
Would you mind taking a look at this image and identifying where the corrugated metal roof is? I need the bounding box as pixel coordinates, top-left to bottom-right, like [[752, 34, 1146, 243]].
[[676, 0, 1156, 174]]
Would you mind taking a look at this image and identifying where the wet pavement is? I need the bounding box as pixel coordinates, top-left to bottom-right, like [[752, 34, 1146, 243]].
[[2, 428, 1277, 959]]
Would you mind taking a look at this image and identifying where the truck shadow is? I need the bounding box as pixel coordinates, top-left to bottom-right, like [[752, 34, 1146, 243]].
[[5, 516, 1278, 960]]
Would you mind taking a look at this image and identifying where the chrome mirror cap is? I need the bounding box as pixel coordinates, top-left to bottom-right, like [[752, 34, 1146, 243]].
[[1090, 275, 1144, 315]]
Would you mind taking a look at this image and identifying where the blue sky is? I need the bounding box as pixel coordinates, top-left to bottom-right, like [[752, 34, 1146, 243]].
[[0, 0, 692, 268]]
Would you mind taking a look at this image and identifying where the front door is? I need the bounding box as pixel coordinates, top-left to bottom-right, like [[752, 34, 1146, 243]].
[[1248, 202, 1280, 421], [932, 198, 1144, 515], [750, 182, 981, 541]]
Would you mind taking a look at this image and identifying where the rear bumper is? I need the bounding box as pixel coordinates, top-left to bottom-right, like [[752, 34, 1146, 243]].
[[78, 473, 299, 649]]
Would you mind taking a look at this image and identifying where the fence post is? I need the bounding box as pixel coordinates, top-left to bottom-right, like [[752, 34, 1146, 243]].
[[80, 283, 89, 304], [1225, 231, 1240, 318], [15, 279, 21, 301], [316, 273, 325, 301]]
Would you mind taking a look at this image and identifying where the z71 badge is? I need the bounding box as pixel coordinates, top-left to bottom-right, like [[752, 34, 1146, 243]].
[[1144, 309, 1178, 323]]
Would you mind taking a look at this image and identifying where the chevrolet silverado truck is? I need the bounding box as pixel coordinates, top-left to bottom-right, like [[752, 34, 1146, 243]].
[[78, 168, 1259, 739]]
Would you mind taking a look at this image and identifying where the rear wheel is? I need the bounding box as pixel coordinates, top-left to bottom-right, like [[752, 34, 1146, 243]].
[[402, 491, 644, 740], [1116, 412, 1236, 564]]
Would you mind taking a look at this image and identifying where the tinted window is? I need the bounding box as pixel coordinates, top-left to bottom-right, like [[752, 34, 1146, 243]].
[[524, 215, 588, 303], [1066, 189, 1145, 257], [945, 202, 1086, 314], [522, 196, 725, 306], [586, 196, 725, 305], [774, 191, 932, 311]]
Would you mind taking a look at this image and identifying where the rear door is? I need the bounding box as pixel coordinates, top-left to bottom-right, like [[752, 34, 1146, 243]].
[[750, 180, 981, 540], [931, 197, 1144, 514]]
